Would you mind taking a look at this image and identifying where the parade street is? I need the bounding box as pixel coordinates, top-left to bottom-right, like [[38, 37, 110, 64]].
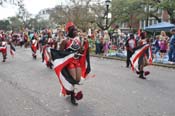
[[0, 47, 175, 116]]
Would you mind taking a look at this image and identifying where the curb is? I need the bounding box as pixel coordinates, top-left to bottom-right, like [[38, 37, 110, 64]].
[[91, 54, 175, 69]]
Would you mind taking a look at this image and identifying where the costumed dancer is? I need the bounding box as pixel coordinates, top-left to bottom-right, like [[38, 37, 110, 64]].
[[8, 37, 16, 57], [31, 33, 38, 59], [0, 33, 7, 62], [125, 33, 137, 68], [50, 22, 91, 105], [39, 32, 47, 61], [0, 32, 16, 62], [130, 32, 153, 79], [24, 32, 29, 48], [42, 35, 54, 69]]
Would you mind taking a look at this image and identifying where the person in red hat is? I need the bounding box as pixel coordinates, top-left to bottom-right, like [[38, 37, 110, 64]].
[[61, 22, 82, 105], [50, 22, 91, 106]]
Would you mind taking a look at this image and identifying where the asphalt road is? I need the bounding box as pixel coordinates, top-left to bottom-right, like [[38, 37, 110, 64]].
[[0, 47, 175, 116]]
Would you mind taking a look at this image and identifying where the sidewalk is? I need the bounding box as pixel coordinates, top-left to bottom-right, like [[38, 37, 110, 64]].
[[91, 54, 175, 69]]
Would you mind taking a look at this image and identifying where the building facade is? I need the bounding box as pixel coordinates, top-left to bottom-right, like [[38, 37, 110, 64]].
[[120, 9, 170, 31], [37, 8, 51, 21]]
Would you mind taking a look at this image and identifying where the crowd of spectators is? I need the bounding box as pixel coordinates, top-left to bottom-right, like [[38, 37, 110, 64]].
[[86, 27, 175, 64], [1, 26, 175, 64]]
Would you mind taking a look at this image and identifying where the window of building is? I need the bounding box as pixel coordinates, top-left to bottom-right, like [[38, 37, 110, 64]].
[[154, 20, 157, 24], [149, 19, 152, 26]]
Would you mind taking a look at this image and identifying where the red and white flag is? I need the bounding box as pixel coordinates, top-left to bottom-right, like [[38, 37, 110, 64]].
[[130, 44, 153, 72], [80, 41, 92, 80], [51, 42, 92, 96], [51, 49, 77, 96], [31, 39, 38, 55]]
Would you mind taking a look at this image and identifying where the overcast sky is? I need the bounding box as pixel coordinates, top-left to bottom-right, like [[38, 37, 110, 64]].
[[0, 0, 104, 20], [0, 0, 69, 20]]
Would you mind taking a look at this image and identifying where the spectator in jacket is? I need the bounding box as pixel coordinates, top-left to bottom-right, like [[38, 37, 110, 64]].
[[168, 28, 175, 63]]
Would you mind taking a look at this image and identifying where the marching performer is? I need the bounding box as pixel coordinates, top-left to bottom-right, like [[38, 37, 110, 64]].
[[125, 33, 137, 68], [130, 32, 153, 79], [0, 32, 16, 62], [31, 33, 38, 59], [0, 32, 7, 62], [0, 40, 7, 62], [42, 40, 53, 69], [24, 32, 30, 48], [42, 32, 56, 69], [50, 22, 91, 105]]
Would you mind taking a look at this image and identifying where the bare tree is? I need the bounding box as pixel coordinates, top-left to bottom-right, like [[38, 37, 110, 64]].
[[50, 0, 94, 31], [17, 0, 31, 29], [90, 3, 108, 30], [0, 0, 18, 6]]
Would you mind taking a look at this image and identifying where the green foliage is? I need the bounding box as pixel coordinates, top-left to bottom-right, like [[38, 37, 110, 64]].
[[157, 0, 175, 23], [111, 0, 161, 24], [111, 0, 175, 26], [8, 16, 23, 31], [0, 20, 11, 31], [1, 0, 175, 32]]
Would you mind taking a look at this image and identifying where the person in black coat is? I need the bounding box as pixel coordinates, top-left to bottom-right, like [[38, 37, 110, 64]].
[[125, 34, 137, 67]]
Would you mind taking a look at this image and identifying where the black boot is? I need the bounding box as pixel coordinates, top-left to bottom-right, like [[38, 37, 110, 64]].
[[70, 91, 78, 106], [2, 59, 5, 62], [33, 54, 36, 59], [42, 53, 44, 62], [49, 62, 53, 69], [139, 71, 146, 79], [2, 55, 6, 62]]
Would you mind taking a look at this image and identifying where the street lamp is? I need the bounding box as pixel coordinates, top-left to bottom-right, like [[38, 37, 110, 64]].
[[105, 0, 111, 29], [105, 0, 111, 7]]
